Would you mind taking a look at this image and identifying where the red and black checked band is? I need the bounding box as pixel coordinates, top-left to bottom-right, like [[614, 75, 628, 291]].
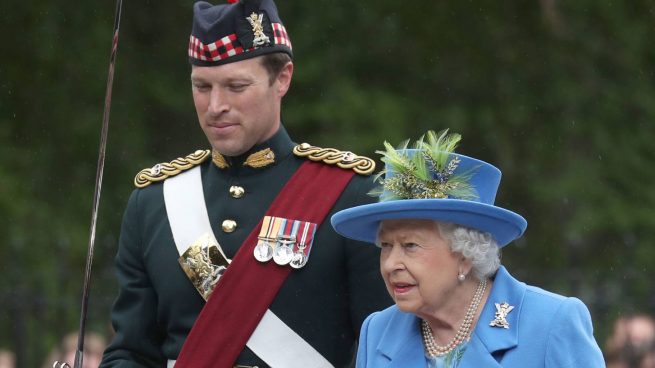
[[272, 23, 291, 48], [189, 23, 291, 62]]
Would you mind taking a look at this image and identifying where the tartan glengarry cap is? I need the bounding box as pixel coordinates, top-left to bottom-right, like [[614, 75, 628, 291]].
[[189, 0, 292, 66]]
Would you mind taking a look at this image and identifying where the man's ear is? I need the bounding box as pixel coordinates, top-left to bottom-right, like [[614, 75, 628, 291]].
[[276, 61, 293, 97]]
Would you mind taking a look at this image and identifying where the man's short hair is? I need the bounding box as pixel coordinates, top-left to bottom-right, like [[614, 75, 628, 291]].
[[260, 52, 292, 85]]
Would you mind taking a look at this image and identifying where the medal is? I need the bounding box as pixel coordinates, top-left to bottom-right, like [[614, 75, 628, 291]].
[[289, 222, 316, 269], [273, 219, 298, 265], [253, 241, 273, 262], [254, 216, 279, 263], [273, 240, 294, 265], [253, 216, 317, 268], [289, 251, 307, 269]]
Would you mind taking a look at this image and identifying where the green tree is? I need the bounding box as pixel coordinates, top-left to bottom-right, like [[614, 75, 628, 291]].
[[1, 0, 653, 365]]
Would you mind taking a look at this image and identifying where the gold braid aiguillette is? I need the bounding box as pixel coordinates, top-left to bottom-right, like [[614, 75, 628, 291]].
[[293, 143, 375, 175], [134, 150, 211, 188]]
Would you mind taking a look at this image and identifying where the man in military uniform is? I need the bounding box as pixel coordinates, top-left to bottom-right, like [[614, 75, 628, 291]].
[[100, 0, 391, 367]]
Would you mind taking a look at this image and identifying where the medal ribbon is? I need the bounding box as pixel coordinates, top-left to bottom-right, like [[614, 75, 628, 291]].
[[256, 215, 274, 243], [277, 217, 294, 242], [296, 221, 317, 257]]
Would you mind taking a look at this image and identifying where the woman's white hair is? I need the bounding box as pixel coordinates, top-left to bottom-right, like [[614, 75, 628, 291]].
[[437, 222, 501, 280]]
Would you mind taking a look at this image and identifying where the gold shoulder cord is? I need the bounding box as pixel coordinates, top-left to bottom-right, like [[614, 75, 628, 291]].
[[292, 143, 375, 175], [134, 150, 211, 188]]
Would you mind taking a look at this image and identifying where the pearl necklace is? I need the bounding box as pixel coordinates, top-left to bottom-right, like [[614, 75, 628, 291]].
[[421, 278, 487, 357]]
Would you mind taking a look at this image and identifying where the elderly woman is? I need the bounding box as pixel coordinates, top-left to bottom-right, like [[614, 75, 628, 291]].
[[331, 131, 604, 367]]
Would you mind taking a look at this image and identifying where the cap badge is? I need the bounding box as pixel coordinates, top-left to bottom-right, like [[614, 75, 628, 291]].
[[489, 301, 514, 329], [247, 12, 270, 47]]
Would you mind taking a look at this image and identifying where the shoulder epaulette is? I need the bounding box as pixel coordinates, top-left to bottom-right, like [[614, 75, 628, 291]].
[[292, 143, 375, 175], [134, 150, 211, 188]]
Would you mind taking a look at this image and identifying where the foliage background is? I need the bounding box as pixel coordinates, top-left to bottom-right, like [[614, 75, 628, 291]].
[[1, 1, 654, 366]]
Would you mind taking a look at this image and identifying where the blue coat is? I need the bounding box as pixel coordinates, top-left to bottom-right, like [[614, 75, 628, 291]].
[[357, 266, 605, 367]]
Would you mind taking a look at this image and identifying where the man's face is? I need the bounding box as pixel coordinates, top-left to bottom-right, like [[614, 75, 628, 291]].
[[191, 56, 293, 156]]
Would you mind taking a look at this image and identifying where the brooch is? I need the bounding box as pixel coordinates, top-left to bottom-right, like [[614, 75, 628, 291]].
[[489, 302, 514, 329]]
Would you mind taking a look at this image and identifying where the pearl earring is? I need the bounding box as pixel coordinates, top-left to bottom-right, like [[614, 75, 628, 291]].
[[458, 273, 466, 282]]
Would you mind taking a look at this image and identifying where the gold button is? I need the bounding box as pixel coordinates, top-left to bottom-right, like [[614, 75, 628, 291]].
[[222, 219, 237, 233], [229, 185, 245, 199]]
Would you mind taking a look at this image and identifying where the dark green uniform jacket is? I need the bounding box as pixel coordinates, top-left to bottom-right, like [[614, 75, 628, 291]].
[[100, 127, 392, 367]]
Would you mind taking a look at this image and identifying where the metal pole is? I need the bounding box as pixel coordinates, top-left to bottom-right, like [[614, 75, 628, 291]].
[[54, 1, 123, 367]]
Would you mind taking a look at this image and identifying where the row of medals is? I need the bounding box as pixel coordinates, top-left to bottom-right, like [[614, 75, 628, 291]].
[[253, 236, 308, 269]]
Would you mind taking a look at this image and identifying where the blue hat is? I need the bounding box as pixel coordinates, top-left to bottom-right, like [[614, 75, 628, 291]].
[[189, 0, 292, 66], [331, 131, 527, 247]]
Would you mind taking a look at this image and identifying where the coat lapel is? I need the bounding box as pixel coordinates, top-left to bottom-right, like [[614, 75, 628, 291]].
[[459, 266, 524, 367], [459, 333, 504, 367], [376, 309, 426, 367]]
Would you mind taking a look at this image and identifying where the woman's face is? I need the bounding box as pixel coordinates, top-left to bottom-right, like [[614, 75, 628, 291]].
[[378, 219, 464, 317]]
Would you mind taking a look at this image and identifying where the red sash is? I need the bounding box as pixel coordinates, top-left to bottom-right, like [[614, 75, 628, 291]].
[[174, 161, 355, 367]]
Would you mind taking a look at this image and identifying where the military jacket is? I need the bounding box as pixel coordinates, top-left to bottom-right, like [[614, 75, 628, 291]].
[[100, 128, 392, 367]]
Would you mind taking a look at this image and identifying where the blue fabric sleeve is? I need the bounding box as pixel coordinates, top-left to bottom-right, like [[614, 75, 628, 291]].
[[545, 297, 605, 368]]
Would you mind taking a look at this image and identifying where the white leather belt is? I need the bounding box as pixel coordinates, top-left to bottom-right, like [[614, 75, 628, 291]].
[[164, 167, 333, 368]]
